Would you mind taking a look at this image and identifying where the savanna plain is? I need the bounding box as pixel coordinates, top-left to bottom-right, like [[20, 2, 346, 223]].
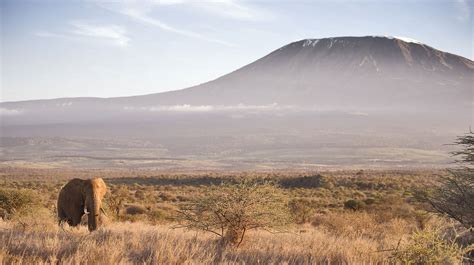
[[1, 166, 472, 264]]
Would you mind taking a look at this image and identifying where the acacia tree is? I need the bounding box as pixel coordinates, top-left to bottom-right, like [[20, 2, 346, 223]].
[[424, 131, 474, 229], [177, 179, 291, 247], [105, 185, 129, 218]]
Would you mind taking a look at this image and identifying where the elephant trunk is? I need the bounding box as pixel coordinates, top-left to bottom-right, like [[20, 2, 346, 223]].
[[87, 190, 101, 231]]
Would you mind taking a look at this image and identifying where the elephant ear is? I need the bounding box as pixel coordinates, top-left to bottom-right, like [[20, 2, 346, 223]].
[[95, 178, 107, 197], [63, 178, 87, 207]]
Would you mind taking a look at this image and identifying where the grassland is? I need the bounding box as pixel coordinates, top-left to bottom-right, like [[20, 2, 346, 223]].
[[0, 167, 471, 264]]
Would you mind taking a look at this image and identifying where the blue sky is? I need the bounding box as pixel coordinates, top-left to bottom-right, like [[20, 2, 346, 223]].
[[1, 0, 472, 102]]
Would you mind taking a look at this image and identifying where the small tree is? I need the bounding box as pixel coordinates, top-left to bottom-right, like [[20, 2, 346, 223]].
[[423, 132, 474, 229], [177, 180, 291, 247], [106, 185, 129, 217]]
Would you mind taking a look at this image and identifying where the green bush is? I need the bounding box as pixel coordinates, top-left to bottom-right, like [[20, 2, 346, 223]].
[[343, 199, 366, 211]]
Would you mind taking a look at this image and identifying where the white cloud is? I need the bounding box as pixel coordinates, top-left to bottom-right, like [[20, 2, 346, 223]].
[[124, 103, 293, 112], [35, 22, 130, 47]]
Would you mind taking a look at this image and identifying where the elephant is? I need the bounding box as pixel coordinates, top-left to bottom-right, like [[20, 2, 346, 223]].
[[57, 178, 107, 231]]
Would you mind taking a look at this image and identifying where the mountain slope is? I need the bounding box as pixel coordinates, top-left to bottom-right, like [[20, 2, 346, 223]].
[[155, 36, 471, 108]]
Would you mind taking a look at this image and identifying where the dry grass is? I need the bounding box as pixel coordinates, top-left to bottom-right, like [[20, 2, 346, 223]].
[[0, 219, 403, 264], [1, 168, 469, 264]]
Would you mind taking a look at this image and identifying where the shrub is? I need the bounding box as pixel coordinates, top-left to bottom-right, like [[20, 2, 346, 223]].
[[147, 208, 167, 224], [391, 228, 470, 264], [280, 174, 333, 189], [368, 194, 416, 222], [364, 198, 376, 205], [311, 211, 385, 239], [0, 188, 53, 230], [177, 179, 291, 247], [288, 199, 315, 224], [0, 188, 41, 220], [106, 186, 129, 217], [134, 190, 146, 200], [125, 205, 148, 215], [344, 199, 366, 211], [14, 206, 56, 231], [420, 132, 474, 229], [158, 192, 177, 202]]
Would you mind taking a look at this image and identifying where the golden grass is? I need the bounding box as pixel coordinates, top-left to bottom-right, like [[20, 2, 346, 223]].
[[1, 168, 465, 264], [0, 215, 415, 265]]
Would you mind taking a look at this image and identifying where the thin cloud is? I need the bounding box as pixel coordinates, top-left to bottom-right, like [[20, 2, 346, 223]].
[[0, 108, 23, 116], [70, 21, 130, 47], [123, 103, 288, 112], [96, 0, 272, 21], [35, 31, 65, 38], [116, 7, 235, 47], [95, 0, 274, 46], [35, 22, 130, 47], [122, 103, 360, 113], [189, 0, 274, 22]]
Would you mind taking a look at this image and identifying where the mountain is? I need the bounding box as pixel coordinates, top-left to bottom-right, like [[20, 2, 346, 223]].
[[1, 36, 472, 169], [126, 36, 473, 110], [2, 36, 472, 112]]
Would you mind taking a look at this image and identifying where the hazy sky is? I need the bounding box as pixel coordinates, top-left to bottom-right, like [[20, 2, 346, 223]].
[[1, 0, 472, 102]]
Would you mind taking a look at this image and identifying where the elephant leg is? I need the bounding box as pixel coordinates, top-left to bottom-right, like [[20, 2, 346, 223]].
[[69, 211, 84, 227], [58, 207, 68, 226]]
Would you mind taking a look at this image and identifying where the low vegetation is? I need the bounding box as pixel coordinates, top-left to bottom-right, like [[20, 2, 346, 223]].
[[0, 188, 41, 220], [391, 226, 472, 264], [0, 167, 472, 264], [1, 130, 474, 264]]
